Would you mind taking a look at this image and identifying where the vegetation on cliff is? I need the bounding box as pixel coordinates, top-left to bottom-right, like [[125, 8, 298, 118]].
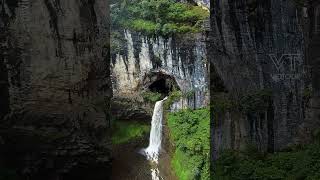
[[167, 108, 210, 180], [112, 120, 150, 145], [111, 0, 209, 35], [141, 91, 162, 103], [213, 142, 320, 179]]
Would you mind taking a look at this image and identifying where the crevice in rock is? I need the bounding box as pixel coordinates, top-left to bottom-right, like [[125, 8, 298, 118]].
[[132, 32, 142, 74], [44, 0, 62, 57], [0, 48, 10, 119]]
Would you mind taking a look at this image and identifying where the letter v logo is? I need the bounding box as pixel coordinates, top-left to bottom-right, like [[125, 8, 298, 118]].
[[269, 54, 286, 72]]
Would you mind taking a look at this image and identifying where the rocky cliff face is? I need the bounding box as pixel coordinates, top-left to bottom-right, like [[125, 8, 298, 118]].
[[0, 0, 111, 179], [111, 30, 209, 115], [209, 0, 320, 160]]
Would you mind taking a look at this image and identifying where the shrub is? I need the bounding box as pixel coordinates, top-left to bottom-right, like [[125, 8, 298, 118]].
[[168, 108, 210, 180], [141, 91, 162, 103], [213, 143, 320, 180], [164, 89, 182, 110], [130, 19, 157, 34]]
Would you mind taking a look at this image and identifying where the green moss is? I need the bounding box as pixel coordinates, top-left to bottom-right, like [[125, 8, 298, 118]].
[[130, 19, 157, 34], [168, 108, 210, 180], [112, 120, 150, 145]]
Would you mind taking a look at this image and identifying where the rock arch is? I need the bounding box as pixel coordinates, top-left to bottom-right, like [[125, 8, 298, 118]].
[[140, 71, 180, 96]]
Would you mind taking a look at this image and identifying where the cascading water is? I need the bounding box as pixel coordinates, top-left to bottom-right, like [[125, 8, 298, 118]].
[[143, 97, 167, 180], [144, 97, 167, 162]]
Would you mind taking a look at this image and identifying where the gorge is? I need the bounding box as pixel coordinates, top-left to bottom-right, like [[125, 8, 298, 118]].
[[0, 0, 320, 179], [110, 0, 210, 179]]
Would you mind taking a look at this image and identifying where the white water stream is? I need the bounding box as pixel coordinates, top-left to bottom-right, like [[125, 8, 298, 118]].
[[143, 97, 167, 180]]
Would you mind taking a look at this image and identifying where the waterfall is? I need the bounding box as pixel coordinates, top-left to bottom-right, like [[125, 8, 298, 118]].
[[144, 97, 167, 163]]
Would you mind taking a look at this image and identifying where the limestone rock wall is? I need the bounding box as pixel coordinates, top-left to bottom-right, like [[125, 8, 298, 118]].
[[209, 0, 320, 160], [0, 0, 111, 179], [112, 30, 209, 111]]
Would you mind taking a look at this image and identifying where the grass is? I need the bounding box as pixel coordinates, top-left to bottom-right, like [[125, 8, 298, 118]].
[[112, 120, 150, 145], [167, 108, 210, 180]]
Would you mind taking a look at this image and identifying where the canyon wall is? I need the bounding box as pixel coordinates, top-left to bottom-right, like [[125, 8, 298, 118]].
[[209, 0, 320, 161], [111, 30, 209, 114], [0, 0, 111, 179]]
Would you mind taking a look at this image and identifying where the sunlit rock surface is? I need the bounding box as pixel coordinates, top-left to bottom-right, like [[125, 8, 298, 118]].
[[112, 30, 209, 111]]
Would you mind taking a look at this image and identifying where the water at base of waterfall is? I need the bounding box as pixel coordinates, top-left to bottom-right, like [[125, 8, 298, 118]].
[[142, 97, 167, 180]]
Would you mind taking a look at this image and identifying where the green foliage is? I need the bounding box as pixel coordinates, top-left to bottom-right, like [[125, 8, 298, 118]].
[[112, 120, 150, 145], [111, 0, 209, 35], [141, 91, 162, 103], [163, 89, 197, 110], [213, 143, 320, 180], [130, 19, 157, 33], [168, 108, 210, 180], [164, 89, 182, 110]]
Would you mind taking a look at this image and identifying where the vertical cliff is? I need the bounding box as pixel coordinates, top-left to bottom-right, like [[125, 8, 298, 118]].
[[0, 0, 111, 179], [112, 30, 209, 113], [307, 0, 320, 146], [209, 0, 320, 161]]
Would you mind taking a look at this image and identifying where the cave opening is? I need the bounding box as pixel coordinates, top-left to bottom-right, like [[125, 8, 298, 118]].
[[147, 75, 179, 96]]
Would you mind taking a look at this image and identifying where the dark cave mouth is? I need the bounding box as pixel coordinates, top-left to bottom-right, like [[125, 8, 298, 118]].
[[147, 75, 179, 96]]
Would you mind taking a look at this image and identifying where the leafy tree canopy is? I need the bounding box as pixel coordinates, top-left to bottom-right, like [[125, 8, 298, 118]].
[[111, 0, 209, 36]]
